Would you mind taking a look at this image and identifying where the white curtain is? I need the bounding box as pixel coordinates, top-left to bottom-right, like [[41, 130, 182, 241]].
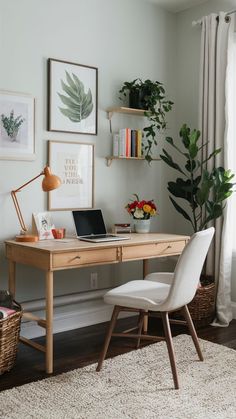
[[198, 12, 235, 326]]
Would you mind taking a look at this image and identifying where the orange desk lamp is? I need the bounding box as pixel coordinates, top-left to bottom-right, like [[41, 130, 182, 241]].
[[11, 166, 61, 242]]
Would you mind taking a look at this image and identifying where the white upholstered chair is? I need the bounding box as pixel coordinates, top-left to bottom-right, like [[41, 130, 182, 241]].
[[96, 227, 215, 389]]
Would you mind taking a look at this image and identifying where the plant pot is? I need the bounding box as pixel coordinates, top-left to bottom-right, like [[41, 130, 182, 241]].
[[187, 281, 215, 327], [129, 88, 150, 110], [133, 219, 151, 233], [140, 86, 152, 110], [129, 90, 143, 109], [173, 279, 215, 328]]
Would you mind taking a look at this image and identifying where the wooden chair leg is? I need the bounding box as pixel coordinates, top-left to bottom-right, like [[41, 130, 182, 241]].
[[161, 311, 179, 390], [96, 305, 120, 372], [182, 305, 203, 361], [136, 310, 145, 349]]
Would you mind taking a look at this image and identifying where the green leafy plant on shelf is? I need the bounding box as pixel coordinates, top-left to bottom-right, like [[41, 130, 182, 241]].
[[160, 124, 234, 233], [58, 71, 93, 122], [1, 110, 25, 141], [119, 78, 174, 163]]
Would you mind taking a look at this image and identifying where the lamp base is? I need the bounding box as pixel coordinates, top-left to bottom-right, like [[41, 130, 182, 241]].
[[15, 235, 39, 242]]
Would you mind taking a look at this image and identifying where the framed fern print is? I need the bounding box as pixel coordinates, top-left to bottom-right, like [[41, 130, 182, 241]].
[[48, 59, 98, 135]]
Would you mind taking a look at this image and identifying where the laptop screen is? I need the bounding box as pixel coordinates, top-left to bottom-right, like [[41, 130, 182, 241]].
[[72, 209, 107, 236]]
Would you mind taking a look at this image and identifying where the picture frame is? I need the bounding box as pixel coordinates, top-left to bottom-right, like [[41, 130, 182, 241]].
[[48, 140, 94, 211], [0, 90, 35, 160], [48, 58, 98, 135], [33, 212, 55, 240]]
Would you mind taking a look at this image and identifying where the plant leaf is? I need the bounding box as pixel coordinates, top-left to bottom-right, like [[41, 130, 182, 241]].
[[169, 197, 192, 222], [58, 71, 93, 123], [160, 149, 186, 175]]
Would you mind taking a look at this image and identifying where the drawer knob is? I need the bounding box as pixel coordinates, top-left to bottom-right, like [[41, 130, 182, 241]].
[[74, 256, 81, 259], [167, 245, 172, 249]]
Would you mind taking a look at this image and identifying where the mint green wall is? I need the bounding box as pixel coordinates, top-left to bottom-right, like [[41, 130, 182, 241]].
[[1, 0, 235, 319], [0, 0, 177, 302]]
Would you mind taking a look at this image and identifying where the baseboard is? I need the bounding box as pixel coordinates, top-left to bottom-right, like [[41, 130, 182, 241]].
[[232, 301, 236, 319], [20, 290, 134, 339], [21, 300, 115, 339], [22, 290, 236, 339]]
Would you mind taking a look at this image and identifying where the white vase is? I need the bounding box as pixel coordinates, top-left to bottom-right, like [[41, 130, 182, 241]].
[[133, 219, 151, 233]]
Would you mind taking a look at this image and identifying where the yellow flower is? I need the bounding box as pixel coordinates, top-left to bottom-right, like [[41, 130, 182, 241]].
[[143, 204, 152, 213], [150, 208, 156, 216]]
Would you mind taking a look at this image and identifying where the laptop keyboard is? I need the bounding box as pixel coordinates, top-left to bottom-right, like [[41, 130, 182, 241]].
[[81, 234, 116, 239]]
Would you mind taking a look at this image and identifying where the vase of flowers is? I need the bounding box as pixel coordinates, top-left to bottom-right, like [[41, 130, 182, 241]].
[[125, 194, 157, 233], [133, 219, 151, 233]]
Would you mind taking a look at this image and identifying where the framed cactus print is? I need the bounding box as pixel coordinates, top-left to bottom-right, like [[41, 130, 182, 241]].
[[48, 58, 98, 135], [0, 91, 35, 160]]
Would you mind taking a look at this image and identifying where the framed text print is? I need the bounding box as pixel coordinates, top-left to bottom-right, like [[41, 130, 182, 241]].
[[48, 58, 98, 135], [48, 140, 94, 210], [0, 91, 35, 160]]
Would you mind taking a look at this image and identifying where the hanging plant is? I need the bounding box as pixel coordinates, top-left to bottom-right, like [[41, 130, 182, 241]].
[[119, 79, 174, 162]]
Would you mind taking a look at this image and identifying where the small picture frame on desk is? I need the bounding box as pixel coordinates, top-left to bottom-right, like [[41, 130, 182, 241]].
[[33, 212, 55, 240]]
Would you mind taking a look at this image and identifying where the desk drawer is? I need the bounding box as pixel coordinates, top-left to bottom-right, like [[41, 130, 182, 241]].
[[52, 248, 118, 268], [122, 240, 186, 261]]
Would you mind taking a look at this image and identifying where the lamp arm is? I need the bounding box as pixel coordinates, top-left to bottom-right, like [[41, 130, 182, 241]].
[[11, 191, 27, 232], [12, 171, 44, 193], [11, 171, 44, 233]]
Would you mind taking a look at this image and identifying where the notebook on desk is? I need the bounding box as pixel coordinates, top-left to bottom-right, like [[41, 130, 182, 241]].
[[72, 209, 130, 243]]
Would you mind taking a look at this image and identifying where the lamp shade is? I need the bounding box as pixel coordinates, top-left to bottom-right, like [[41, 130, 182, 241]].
[[42, 166, 61, 192]]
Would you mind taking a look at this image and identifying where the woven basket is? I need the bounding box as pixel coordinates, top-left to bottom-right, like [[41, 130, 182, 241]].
[[0, 304, 22, 375], [173, 282, 215, 328], [187, 282, 215, 327]]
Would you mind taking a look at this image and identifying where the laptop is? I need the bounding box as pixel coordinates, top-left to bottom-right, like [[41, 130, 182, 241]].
[[72, 209, 131, 243]]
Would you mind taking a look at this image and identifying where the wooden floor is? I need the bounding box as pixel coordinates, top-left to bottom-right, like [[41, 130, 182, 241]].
[[1, 317, 236, 392]]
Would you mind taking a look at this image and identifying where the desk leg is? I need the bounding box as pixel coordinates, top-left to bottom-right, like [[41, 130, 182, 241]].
[[143, 260, 148, 333], [45, 271, 53, 374], [8, 260, 16, 298]]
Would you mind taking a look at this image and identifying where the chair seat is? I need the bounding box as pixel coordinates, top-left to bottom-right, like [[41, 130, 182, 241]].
[[104, 279, 171, 311]]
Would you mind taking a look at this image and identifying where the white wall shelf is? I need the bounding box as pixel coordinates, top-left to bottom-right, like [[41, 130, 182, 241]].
[[106, 155, 144, 167], [106, 106, 160, 166], [107, 106, 146, 120], [106, 156, 160, 167]]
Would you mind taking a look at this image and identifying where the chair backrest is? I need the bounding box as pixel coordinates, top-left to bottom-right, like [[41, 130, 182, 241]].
[[162, 227, 215, 312]]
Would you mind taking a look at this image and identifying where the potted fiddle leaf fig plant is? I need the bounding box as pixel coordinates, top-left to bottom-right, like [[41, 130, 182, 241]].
[[160, 124, 234, 326], [160, 124, 234, 233], [119, 79, 174, 163]]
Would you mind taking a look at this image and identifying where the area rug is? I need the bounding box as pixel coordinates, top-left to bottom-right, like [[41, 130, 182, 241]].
[[0, 335, 235, 419]]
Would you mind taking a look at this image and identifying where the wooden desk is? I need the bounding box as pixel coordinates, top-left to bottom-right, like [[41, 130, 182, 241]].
[[5, 233, 189, 373]]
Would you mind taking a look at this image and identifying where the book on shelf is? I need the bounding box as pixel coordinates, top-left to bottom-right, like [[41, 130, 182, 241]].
[[137, 129, 142, 157], [119, 128, 126, 157], [125, 128, 131, 157], [131, 130, 137, 157], [116, 128, 143, 158], [112, 133, 119, 157]]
